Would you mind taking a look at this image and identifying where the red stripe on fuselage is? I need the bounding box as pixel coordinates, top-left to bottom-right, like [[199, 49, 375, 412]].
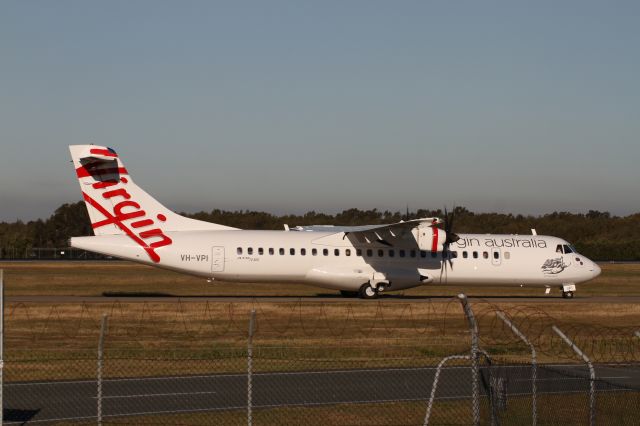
[[431, 227, 439, 253]]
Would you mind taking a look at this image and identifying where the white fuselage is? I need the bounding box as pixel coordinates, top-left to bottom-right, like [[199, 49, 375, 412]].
[[67, 144, 602, 297], [71, 230, 601, 292]]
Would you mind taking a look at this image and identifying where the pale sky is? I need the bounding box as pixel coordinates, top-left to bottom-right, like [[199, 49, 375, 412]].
[[1, 1, 639, 221]]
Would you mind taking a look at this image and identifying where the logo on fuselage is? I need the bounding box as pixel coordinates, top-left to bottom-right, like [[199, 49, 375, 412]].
[[541, 257, 570, 275], [81, 174, 173, 263], [455, 237, 548, 249]]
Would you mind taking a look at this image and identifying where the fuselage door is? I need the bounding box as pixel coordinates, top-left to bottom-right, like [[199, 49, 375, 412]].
[[211, 246, 225, 272], [491, 248, 501, 266]]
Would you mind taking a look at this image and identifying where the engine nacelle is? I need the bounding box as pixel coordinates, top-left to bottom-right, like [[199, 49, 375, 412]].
[[413, 226, 446, 253]]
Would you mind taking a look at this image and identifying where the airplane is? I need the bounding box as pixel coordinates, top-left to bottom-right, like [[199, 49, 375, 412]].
[[68, 145, 601, 299]]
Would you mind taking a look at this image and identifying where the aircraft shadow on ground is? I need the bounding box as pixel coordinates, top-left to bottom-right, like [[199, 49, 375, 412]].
[[101, 291, 569, 300]]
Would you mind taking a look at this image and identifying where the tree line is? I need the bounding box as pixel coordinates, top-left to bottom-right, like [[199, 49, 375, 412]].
[[1, 202, 639, 260]]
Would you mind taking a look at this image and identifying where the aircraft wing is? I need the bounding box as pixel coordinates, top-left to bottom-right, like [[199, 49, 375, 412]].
[[293, 217, 441, 246]]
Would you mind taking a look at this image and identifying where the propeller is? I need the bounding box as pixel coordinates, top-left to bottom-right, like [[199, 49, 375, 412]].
[[439, 206, 461, 284]]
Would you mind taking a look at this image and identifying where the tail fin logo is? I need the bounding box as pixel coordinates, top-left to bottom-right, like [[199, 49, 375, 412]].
[[82, 176, 173, 263]]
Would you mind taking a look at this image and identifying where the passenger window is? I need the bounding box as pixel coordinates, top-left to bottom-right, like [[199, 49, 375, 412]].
[[366, 249, 373, 257], [389, 250, 395, 257], [504, 251, 510, 260], [493, 251, 499, 259], [258, 247, 264, 255], [290, 248, 295, 255], [451, 251, 458, 258], [323, 248, 329, 256], [279, 248, 285, 255], [463, 251, 468, 259], [410, 249, 416, 258], [356, 249, 362, 256], [334, 249, 340, 256], [301, 248, 306, 256], [473, 251, 478, 259], [399, 249, 406, 258], [483, 251, 489, 259], [312, 248, 318, 256], [345, 249, 351, 256], [269, 248, 274, 255], [420, 251, 427, 258], [248, 248, 253, 255], [237, 247, 243, 255], [378, 249, 384, 257]]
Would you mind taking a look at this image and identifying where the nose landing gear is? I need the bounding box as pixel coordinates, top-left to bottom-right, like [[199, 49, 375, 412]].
[[561, 283, 576, 299]]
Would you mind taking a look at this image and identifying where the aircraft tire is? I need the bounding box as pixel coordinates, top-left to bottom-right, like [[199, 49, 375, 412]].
[[562, 291, 574, 299], [340, 290, 359, 298], [359, 284, 378, 299]]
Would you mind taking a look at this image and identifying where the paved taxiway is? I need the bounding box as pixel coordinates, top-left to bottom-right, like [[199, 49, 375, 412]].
[[5, 364, 639, 423]]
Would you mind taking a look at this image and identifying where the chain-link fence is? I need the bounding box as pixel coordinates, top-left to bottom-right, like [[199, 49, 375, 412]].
[[3, 297, 640, 425]]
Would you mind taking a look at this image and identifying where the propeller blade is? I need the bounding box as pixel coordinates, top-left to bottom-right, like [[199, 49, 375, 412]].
[[442, 205, 460, 244]]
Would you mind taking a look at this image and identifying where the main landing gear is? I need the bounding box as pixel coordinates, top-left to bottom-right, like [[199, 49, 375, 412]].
[[357, 279, 391, 299], [359, 284, 378, 299]]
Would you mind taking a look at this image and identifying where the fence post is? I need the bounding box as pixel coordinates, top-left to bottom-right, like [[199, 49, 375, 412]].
[[496, 311, 536, 425], [552, 325, 595, 426], [458, 294, 480, 426], [97, 314, 108, 426], [423, 354, 471, 426], [247, 309, 256, 426], [0, 269, 4, 426]]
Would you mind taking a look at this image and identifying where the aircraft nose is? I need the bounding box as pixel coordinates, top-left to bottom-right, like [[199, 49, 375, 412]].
[[592, 263, 601, 278]]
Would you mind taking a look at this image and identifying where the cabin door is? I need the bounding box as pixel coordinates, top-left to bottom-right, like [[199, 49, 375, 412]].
[[211, 246, 225, 272]]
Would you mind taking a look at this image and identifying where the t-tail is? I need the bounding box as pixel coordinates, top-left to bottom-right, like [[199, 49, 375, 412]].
[[69, 145, 236, 263]]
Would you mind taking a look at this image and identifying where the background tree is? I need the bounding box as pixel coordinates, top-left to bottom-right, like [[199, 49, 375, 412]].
[[1, 203, 639, 260]]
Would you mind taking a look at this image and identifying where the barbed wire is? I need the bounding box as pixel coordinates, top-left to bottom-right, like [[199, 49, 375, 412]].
[[6, 298, 640, 362], [471, 300, 640, 362]]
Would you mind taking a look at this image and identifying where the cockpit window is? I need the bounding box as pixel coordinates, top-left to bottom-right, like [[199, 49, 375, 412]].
[[556, 244, 577, 254]]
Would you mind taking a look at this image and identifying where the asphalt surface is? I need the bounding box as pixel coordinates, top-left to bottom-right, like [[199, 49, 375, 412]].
[[7, 295, 640, 304], [5, 364, 640, 423]]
